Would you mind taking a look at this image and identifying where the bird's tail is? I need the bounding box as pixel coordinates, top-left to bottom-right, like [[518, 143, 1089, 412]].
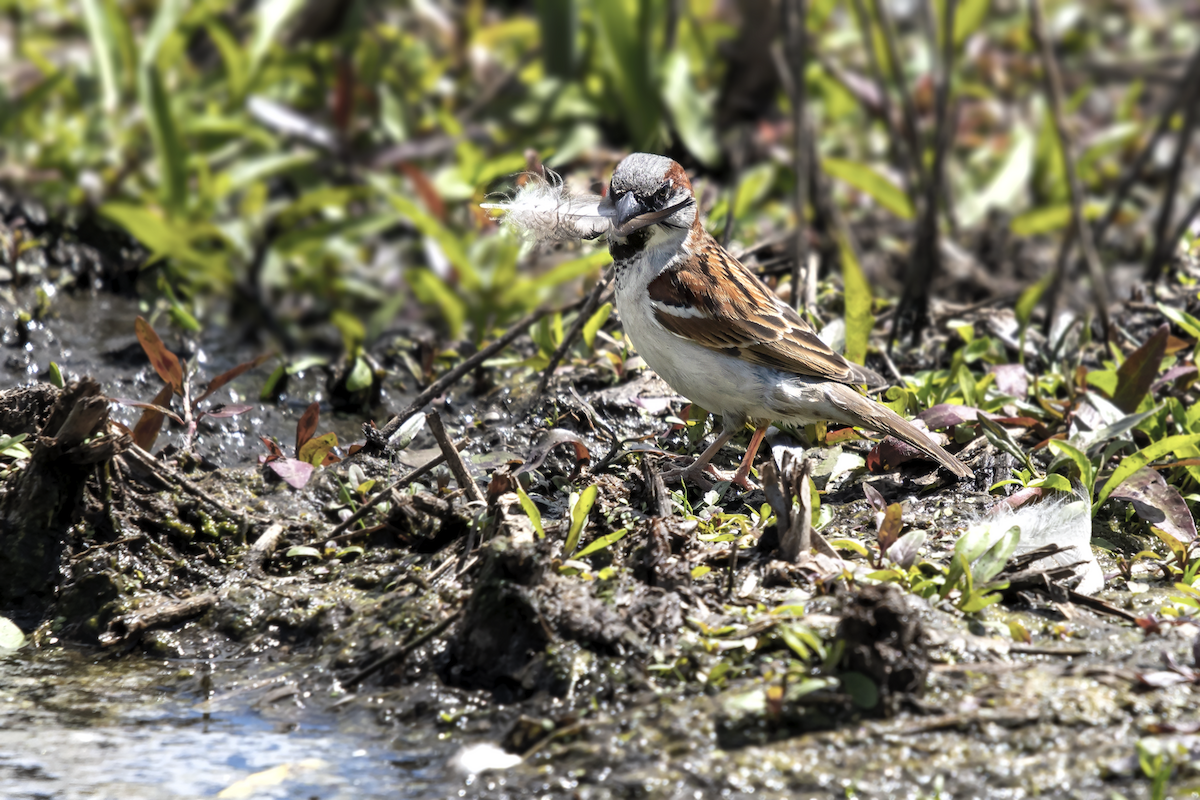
[[822, 383, 974, 479]]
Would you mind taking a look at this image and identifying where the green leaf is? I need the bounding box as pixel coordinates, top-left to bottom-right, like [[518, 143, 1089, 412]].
[[516, 484, 545, 540], [778, 625, 811, 660], [593, 0, 660, 149], [138, 64, 187, 215], [940, 550, 970, 600], [81, 0, 121, 111], [139, 0, 184, 67], [1047, 438, 1095, 495], [285, 546, 322, 559], [840, 671, 879, 709], [582, 302, 613, 350], [249, 0, 307, 82], [563, 484, 598, 556], [953, 0, 991, 45], [345, 357, 373, 392], [48, 362, 64, 388], [828, 538, 869, 557], [822, 158, 914, 219], [1010, 204, 1071, 236], [406, 269, 467, 340], [959, 591, 1004, 613], [574, 527, 629, 558], [221, 152, 316, 194], [536, 0, 578, 78], [1157, 302, 1200, 338], [972, 525, 1021, 585], [662, 49, 720, 167], [1015, 269, 1054, 328], [838, 232, 873, 367]]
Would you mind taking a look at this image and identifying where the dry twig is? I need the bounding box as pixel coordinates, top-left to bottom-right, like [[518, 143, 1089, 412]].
[[1028, 0, 1112, 340], [426, 411, 486, 505], [536, 275, 612, 396], [785, 0, 813, 312]]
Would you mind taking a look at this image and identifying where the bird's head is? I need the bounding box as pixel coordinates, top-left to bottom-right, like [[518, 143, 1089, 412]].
[[600, 153, 697, 238]]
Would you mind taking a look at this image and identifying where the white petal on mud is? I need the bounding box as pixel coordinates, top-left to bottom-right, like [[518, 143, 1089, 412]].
[[481, 173, 610, 242], [974, 493, 1103, 595], [447, 743, 522, 775]]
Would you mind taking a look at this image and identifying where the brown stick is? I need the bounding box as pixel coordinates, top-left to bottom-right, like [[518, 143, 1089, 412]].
[[426, 411, 486, 505], [844, 0, 918, 201], [536, 275, 612, 396], [872, 0, 928, 196], [785, 0, 813, 312], [1147, 70, 1200, 281], [1028, 0, 1111, 341], [342, 610, 463, 687], [100, 592, 219, 646], [322, 441, 464, 541], [1094, 46, 1200, 248], [372, 306, 552, 445]]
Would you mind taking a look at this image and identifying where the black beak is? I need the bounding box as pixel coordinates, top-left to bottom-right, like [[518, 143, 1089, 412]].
[[613, 192, 647, 230]]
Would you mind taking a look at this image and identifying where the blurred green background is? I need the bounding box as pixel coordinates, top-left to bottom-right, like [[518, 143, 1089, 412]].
[[2, 0, 1197, 349]]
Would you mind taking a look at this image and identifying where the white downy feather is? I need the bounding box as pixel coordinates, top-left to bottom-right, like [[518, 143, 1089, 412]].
[[969, 492, 1103, 595], [481, 172, 610, 242]]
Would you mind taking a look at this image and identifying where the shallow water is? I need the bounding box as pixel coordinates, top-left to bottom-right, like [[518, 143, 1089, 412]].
[[0, 648, 458, 800]]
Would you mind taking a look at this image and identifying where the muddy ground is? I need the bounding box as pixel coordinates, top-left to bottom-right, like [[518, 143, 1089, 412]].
[[2, 210, 1200, 799]]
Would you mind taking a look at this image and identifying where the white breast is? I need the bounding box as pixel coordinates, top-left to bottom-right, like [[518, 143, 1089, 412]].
[[611, 234, 777, 425]]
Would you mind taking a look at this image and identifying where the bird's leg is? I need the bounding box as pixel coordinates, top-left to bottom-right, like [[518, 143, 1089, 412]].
[[659, 426, 735, 490], [730, 425, 769, 490]]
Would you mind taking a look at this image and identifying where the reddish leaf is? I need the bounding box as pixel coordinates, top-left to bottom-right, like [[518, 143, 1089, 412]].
[[268, 458, 315, 489], [825, 426, 862, 444], [862, 482, 887, 513], [1111, 466, 1197, 544], [194, 353, 274, 406], [332, 56, 355, 135], [990, 486, 1045, 512], [258, 435, 284, 464], [867, 436, 927, 472], [918, 404, 984, 429], [347, 443, 364, 457], [1112, 323, 1168, 412], [1164, 334, 1192, 355], [1151, 365, 1198, 393], [135, 316, 183, 394], [298, 432, 338, 467], [131, 383, 175, 450], [397, 162, 446, 222], [877, 503, 903, 555], [295, 402, 320, 454]]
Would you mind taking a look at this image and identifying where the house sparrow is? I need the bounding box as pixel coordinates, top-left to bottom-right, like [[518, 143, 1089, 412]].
[[596, 153, 973, 488]]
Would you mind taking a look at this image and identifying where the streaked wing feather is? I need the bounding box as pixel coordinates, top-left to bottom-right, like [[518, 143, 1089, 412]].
[[648, 233, 865, 385]]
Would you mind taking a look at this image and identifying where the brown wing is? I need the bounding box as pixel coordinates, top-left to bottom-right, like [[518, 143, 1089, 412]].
[[647, 232, 879, 386]]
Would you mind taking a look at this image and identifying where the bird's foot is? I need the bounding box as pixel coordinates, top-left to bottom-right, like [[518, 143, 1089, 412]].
[[659, 460, 758, 492]]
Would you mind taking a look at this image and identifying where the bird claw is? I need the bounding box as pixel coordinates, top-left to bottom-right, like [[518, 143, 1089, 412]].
[[659, 461, 758, 492]]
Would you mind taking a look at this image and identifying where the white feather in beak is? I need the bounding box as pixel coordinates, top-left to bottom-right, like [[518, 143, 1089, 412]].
[[481, 171, 611, 242]]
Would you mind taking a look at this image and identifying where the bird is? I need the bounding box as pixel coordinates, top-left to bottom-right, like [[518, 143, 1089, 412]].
[[594, 152, 973, 489]]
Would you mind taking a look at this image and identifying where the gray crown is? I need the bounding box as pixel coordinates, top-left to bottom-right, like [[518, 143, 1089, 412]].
[[611, 153, 674, 195]]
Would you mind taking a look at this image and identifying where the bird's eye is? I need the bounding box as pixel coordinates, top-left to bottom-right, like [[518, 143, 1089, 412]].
[[654, 186, 670, 204]]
